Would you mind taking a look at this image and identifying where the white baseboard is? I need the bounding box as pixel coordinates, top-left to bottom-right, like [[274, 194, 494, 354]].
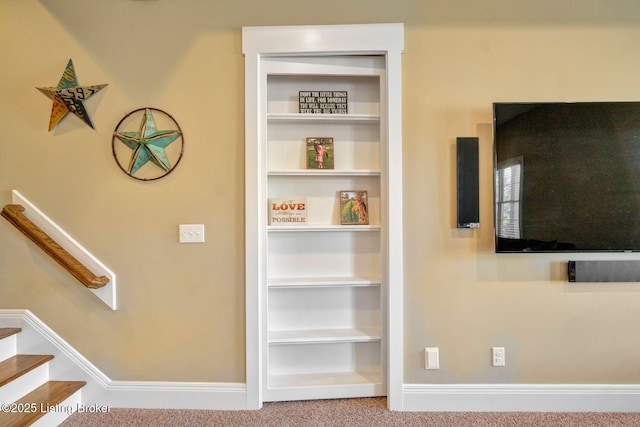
[[0, 310, 247, 410], [5, 309, 640, 412], [97, 381, 246, 409], [403, 383, 640, 412]]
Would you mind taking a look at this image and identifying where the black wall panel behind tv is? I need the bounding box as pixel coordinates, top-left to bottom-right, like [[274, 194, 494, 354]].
[[456, 137, 480, 229]]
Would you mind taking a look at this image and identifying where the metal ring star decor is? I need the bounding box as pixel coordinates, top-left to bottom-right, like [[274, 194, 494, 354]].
[[112, 108, 184, 181]]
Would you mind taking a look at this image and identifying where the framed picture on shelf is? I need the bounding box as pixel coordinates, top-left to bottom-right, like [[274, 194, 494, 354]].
[[339, 190, 369, 225], [306, 137, 334, 170], [270, 198, 307, 226], [299, 91, 348, 114]]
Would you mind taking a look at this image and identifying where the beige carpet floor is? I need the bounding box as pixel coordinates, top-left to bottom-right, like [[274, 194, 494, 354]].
[[61, 397, 640, 426]]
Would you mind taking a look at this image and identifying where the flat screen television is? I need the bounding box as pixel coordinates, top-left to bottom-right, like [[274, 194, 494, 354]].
[[493, 101, 640, 253]]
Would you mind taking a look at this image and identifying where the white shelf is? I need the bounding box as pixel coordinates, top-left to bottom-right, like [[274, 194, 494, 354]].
[[268, 224, 380, 232], [269, 369, 382, 389], [263, 59, 383, 403], [267, 113, 380, 123], [268, 170, 380, 176], [268, 276, 381, 288], [268, 328, 381, 344]]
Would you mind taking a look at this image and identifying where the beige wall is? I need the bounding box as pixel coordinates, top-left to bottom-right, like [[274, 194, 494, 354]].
[[2, 1, 640, 385]]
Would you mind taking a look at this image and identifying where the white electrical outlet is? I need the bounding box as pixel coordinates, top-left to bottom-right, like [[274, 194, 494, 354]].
[[424, 347, 439, 370], [492, 347, 505, 367], [179, 224, 205, 243]]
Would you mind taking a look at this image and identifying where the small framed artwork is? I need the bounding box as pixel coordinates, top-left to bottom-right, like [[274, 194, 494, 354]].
[[306, 137, 334, 169], [339, 190, 369, 225]]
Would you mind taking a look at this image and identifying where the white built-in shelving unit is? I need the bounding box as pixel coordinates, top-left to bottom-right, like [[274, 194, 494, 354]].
[[243, 24, 404, 409]]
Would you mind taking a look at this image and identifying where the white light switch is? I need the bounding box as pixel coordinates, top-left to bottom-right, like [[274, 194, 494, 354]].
[[425, 347, 439, 370], [179, 224, 205, 243]]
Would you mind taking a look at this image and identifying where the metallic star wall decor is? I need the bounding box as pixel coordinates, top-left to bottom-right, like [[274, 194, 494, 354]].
[[112, 108, 184, 181], [36, 59, 108, 131]]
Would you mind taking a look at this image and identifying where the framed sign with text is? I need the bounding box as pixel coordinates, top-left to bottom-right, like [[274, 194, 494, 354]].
[[299, 91, 348, 114]]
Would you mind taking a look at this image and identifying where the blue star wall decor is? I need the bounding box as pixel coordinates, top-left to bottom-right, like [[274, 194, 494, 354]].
[[36, 59, 108, 131], [112, 108, 184, 181]]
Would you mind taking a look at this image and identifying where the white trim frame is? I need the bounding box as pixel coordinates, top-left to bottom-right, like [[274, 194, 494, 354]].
[[242, 23, 405, 410]]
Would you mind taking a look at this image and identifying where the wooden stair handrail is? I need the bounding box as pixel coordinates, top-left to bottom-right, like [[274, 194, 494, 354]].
[[2, 204, 109, 289]]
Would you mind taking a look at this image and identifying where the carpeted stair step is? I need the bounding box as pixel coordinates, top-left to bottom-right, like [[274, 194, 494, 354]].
[[0, 380, 86, 427]]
